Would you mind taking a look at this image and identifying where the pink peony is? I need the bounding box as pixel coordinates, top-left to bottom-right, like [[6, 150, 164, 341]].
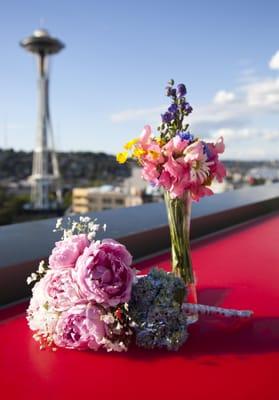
[[141, 161, 160, 183], [76, 239, 134, 307], [206, 137, 225, 160], [158, 156, 190, 198], [49, 234, 89, 269], [163, 155, 185, 178], [206, 137, 226, 183], [184, 140, 205, 162], [53, 304, 106, 350], [190, 184, 214, 201], [163, 135, 188, 157], [214, 161, 227, 182], [157, 170, 172, 191], [40, 269, 83, 311], [213, 136, 225, 154]]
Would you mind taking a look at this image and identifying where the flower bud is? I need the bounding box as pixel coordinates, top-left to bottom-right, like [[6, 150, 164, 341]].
[[177, 83, 187, 98]]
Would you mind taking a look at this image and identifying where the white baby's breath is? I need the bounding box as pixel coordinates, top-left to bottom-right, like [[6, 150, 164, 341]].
[[71, 221, 78, 231], [101, 313, 115, 324], [56, 218, 63, 229], [87, 232, 96, 241], [38, 261, 45, 274], [53, 216, 107, 242], [27, 260, 48, 285]]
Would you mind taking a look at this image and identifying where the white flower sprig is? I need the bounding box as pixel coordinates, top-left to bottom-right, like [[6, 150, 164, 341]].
[[53, 216, 107, 241], [27, 260, 48, 285]]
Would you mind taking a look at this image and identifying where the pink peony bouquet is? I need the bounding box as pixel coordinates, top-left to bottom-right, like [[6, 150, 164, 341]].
[[117, 79, 226, 201], [27, 217, 253, 352], [27, 217, 135, 352]]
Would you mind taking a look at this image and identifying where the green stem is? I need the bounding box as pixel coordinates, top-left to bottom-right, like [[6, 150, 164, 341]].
[[164, 190, 194, 284]]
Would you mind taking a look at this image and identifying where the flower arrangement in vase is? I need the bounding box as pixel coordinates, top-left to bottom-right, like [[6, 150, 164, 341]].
[[117, 80, 226, 321]]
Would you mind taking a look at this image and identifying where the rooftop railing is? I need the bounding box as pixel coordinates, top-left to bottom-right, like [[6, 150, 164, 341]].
[[0, 183, 279, 306]]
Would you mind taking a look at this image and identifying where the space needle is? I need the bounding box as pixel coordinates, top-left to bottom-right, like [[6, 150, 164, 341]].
[[20, 28, 64, 211]]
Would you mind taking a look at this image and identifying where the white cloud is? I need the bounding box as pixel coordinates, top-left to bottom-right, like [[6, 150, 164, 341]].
[[211, 128, 254, 141], [269, 50, 279, 70], [213, 90, 236, 104], [189, 102, 248, 130], [225, 147, 267, 159], [246, 78, 279, 109], [262, 130, 279, 140], [191, 76, 279, 132], [211, 127, 279, 142], [237, 68, 258, 84]]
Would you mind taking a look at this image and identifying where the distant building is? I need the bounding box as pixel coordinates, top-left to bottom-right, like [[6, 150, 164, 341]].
[[210, 179, 233, 193], [123, 167, 164, 203], [122, 167, 147, 195], [72, 185, 142, 213], [247, 167, 279, 182]]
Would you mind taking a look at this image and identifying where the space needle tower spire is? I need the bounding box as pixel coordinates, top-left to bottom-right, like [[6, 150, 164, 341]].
[[20, 28, 64, 210]]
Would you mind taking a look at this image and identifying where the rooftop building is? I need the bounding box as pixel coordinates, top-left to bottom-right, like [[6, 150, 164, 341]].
[[72, 185, 143, 213]]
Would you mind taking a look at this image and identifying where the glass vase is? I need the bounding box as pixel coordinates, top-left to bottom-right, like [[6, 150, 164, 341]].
[[164, 190, 198, 324]]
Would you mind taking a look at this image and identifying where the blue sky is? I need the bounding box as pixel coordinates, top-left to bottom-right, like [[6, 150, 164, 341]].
[[1, 0, 279, 159]]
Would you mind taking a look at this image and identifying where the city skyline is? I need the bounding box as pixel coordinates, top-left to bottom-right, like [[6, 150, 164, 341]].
[[1, 0, 279, 160]]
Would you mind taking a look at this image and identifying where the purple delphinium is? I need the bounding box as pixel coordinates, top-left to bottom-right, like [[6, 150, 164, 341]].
[[168, 103, 178, 114], [158, 80, 193, 141], [177, 83, 187, 98], [181, 102, 193, 114], [161, 112, 174, 123], [165, 86, 172, 97]]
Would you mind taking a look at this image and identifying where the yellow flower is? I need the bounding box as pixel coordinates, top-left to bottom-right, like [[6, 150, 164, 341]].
[[124, 138, 139, 150], [133, 148, 146, 158], [148, 150, 160, 160], [116, 152, 128, 164], [155, 137, 166, 147]]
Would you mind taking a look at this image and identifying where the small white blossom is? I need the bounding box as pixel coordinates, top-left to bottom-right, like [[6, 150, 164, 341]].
[[26, 277, 32, 285], [114, 322, 123, 332], [87, 232, 96, 241], [55, 218, 63, 229], [101, 313, 115, 324], [72, 221, 78, 230], [38, 261, 45, 274], [88, 221, 99, 232]]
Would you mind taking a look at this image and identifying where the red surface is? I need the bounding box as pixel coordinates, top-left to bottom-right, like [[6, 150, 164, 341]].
[[1, 213, 279, 400]]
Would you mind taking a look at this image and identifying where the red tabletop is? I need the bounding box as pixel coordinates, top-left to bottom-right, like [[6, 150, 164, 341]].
[[1, 213, 279, 400]]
